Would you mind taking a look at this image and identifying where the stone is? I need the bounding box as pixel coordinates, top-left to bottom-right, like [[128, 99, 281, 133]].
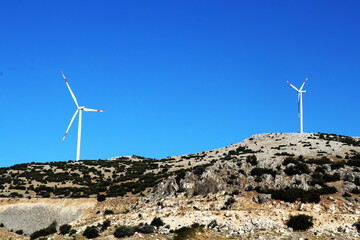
[[343, 171, 355, 182], [342, 181, 357, 192], [327, 196, 335, 201]]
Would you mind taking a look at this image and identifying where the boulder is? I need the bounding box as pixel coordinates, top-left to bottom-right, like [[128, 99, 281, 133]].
[[343, 171, 355, 182], [253, 194, 272, 204], [342, 181, 357, 192]]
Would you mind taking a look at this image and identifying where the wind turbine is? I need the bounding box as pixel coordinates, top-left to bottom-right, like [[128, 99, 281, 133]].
[[287, 76, 310, 133], [61, 72, 104, 161]]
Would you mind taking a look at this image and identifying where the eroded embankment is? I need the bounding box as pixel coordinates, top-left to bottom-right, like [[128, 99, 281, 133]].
[[0, 198, 96, 234]]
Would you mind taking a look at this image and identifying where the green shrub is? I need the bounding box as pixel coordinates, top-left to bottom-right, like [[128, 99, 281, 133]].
[[137, 224, 154, 234], [354, 219, 360, 232], [317, 186, 337, 195], [100, 219, 111, 232], [224, 197, 236, 208], [15, 230, 23, 235], [347, 159, 360, 167], [354, 177, 360, 186], [97, 194, 106, 202], [330, 161, 345, 170], [282, 157, 299, 166], [351, 188, 360, 194], [267, 188, 320, 203], [69, 229, 77, 236], [284, 163, 310, 176], [311, 172, 340, 186], [236, 146, 256, 153], [113, 224, 153, 238], [255, 176, 262, 182], [275, 152, 294, 156], [310, 172, 325, 186], [246, 155, 257, 166], [286, 214, 313, 231], [306, 157, 331, 165], [30, 221, 57, 240], [151, 217, 165, 227], [193, 166, 206, 176], [251, 167, 277, 177], [114, 226, 135, 238], [40, 191, 50, 198], [104, 209, 114, 215], [323, 173, 340, 182], [246, 185, 254, 191], [232, 189, 240, 195], [83, 226, 99, 239], [59, 224, 71, 235], [228, 150, 239, 156], [173, 223, 203, 240], [314, 166, 325, 173]]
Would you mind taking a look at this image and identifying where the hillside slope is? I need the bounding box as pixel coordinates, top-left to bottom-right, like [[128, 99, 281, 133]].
[[0, 132, 360, 239]]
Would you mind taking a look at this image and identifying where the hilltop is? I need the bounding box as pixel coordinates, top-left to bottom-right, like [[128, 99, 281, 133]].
[[0, 132, 360, 239]]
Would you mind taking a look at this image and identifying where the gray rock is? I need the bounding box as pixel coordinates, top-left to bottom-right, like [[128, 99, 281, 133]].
[[343, 171, 355, 182], [291, 174, 311, 190], [274, 174, 290, 189], [342, 181, 357, 192], [180, 172, 197, 195], [327, 196, 335, 201], [253, 194, 271, 203], [153, 175, 179, 196], [335, 168, 348, 178]]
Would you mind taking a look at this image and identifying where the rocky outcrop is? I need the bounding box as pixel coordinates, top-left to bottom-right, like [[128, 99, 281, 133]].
[[152, 175, 179, 196]]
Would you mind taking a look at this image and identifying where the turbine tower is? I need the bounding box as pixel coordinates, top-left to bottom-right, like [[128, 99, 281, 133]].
[[61, 72, 104, 161], [287, 76, 310, 133]]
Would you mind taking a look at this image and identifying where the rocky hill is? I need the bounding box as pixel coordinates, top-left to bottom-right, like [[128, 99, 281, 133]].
[[0, 132, 360, 239]]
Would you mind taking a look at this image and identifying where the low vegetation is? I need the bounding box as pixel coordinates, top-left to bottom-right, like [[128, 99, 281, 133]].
[[97, 194, 106, 202], [151, 217, 165, 227], [59, 224, 71, 235], [114, 224, 154, 238], [257, 186, 337, 203], [286, 214, 313, 231], [251, 167, 277, 177], [0, 155, 216, 199], [173, 223, 204, 240], [83, 226, 99, 239], [30, 221, 57, 240]]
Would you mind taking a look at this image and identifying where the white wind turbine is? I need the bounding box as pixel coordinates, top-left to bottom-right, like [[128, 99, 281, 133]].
[[61, 72, 104, 161], [287, 76, 310, 133]]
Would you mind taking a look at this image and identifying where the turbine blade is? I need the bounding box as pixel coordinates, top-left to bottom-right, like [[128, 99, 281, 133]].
[[287, 81, 299, 92], [299, 76, 310, 91], [83, 108, 105, 112], [62, 72, 79, 108], [61, 109, 79, 143]]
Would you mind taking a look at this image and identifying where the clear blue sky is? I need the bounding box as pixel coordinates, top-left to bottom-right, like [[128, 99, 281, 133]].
[[1, 1, 360, 167]]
